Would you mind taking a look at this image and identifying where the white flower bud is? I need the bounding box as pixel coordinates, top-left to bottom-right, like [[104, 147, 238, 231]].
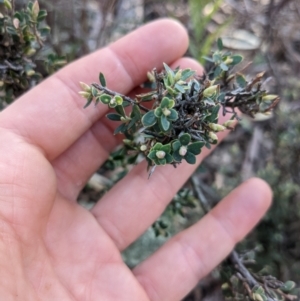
[[262, 94, 278, 102], [78, 91, 91, 99], [140, 145, 147, 152], [179, 146, 187, 156], [203, 85, 218, 97], [174, 70, 182, 81], [209, 123, 226, 132], [26, 70, 35, 76], [147, 71, 155, 82], [162, 108, 171, 116], [156, 151, 166, 159], [223, 57, 233, 65], [79, 82, 91, 92], [252, 293, 264, 301], [13, 18, 20, 29], [209, 131, 218, 141], [223, 120, 236, 128]]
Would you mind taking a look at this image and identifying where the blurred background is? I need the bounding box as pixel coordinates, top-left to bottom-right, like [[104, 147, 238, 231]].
[[3, 0, 300, 300]]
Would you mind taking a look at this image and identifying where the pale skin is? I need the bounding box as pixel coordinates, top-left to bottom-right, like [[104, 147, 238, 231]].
[[0, 19, 272, 300]]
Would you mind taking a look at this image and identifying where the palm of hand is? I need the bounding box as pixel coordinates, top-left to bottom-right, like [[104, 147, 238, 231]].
[[1, 131, 149, 300], [0, 20, 271, 301]]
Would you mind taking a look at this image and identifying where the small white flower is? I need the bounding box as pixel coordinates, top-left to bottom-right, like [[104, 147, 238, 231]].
[[179, 146, 187, 156], [140, 145, 147, 152], [156, 151, 166, 159], [162, 108, 171, 116]]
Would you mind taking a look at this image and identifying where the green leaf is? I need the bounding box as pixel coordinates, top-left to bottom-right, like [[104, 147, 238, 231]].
[[173, 150, 182, 162], [165, 153, 173, 164], [142, 110, 157, 127], [91, 86, 98, 97], [131, 104, 141, 119], [202, 56, 214, 63], [27, 1, 33, 10], [154, 107, 162, 117], [167, 98, 175, 109], [220, 62, 229, 71], [39, 26, 51, 37], [213, 66, 222, 78], [168, 109, 178, 121], [172, 140, 181, 151], [114, 95, 123, 105], [37, 9, 47, 22], [166, 86, 177, 96], [205, 142, 211, 149], [160, 143, 171, 153], [217, 38, 223, 50], [156, 158, 166, 165], [6, 26, 16, 35], [106, 113, 121, 121], [152, 143, 163, 151], [83, 96, 93, 108], [179, 133, 191, 146], [163, 62, 175, 77], [236, 73, 247, 88], [231, 55, 243, 65], [114, 123, 127, 135], [99, 72, 106, 87], [218, 92, 226, 103], [181, 69, 195, 81], [14, 11, 24, 21], [185, 152, 196, 164], [187, 142, 205, 155], [175, 83, 185, 93], [127, 115, 139, 130], [148, 151, 157, 160], [128, 154, 138, 165], [281, 281, 296, 293], [115, 105, 126, 117], [213, 53, 222, 63], [208, 105, 220, 122], [161, 97, 170, 108], [137, 91, 156, 102], [99, 93, 111, 104], [160, 115, 170, 131]]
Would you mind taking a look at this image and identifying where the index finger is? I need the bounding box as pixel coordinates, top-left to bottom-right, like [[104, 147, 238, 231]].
[[0, 19, 189, 160]]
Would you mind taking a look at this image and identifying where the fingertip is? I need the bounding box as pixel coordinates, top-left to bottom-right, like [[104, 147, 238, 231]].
[[211, 177, 273, 243], [243, 177, 273, 212], [149, 18, 189, 51]]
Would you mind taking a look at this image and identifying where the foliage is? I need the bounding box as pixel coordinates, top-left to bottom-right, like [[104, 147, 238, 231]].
[[80, 41, 279, 176], [0, 0, 66, 108]]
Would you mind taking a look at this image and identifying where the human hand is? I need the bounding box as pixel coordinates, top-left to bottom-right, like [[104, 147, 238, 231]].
[[0, 19, 272, 300]]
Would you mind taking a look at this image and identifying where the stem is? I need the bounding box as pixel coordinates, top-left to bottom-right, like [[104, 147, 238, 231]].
[[191, 175, 211, 213], [33, 23, 44, 48], [92, 83, 149, 112], [229, 251, 257, 288]]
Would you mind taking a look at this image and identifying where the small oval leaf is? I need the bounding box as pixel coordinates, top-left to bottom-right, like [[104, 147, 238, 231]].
[[106, 113, 121, 121], [185, 152, 196, 164], [142, 110, 157, 127], [99, 72, 106, 87]]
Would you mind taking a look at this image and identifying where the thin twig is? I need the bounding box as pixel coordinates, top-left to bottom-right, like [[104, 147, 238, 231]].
[[229, 251, 257, 287], [92, 83, 149, 112], [191, 175, 211, 213]]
